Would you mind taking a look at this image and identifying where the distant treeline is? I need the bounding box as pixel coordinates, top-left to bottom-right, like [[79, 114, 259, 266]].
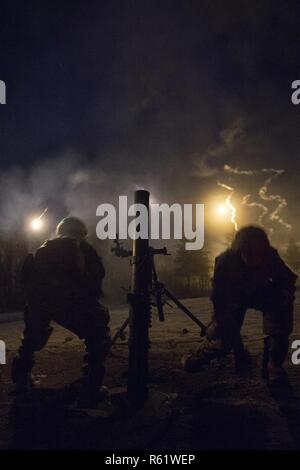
[[0, 235, 27, 312]]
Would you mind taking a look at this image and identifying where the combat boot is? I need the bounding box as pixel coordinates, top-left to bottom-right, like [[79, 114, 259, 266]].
[[262, 336, 288, 383], [77, 353, 107, 407], [77, 384, 108, 408], [266, 363, 287, 383], [233, 340, 252, 376]]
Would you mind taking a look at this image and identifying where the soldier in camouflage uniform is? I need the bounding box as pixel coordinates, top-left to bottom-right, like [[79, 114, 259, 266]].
[[12, 217, 111, 407], [183, 226, 297, 382]]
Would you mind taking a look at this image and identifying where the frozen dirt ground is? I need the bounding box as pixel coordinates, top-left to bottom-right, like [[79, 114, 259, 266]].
[[0, 293, 300, 450]]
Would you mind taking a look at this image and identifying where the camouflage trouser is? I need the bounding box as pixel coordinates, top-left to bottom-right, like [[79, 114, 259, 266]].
[[12, 295, 111, 391], [184, 298, 293, 371]]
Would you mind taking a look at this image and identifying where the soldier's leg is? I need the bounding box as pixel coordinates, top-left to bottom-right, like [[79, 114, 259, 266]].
[[183, 305, 246, 373], [12, 305, 53, 392], [82, 303, 111, 391], [55, 300, 111, 405], [262, 303, 293, 381], [233, 332, 252, 376]]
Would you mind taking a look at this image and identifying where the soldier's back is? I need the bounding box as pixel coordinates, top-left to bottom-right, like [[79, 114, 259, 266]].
[[30, 238, 85, 303]]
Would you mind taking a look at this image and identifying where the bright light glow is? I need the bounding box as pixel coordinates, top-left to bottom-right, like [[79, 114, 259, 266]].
[[217, 182, 238, 231], [28, 208, 48, 232], [31, 218, 43, 231], [217, 204, 229, 216]]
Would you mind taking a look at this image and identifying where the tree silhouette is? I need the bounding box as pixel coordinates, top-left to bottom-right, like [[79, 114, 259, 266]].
[[174, 239, 211, 297], [285, 238, 300, 274]]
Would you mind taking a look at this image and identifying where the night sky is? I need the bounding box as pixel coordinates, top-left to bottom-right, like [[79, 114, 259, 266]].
[[0, 1, 300, 242]]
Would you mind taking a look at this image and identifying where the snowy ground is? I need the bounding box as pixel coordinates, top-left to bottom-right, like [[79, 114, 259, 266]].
[[0, 293, 300, 450]]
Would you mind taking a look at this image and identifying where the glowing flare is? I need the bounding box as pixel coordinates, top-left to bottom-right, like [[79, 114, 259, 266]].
[[217, 182, 238, 231], [29, 208, 48, 232], [31, 218, 43, 231], [217, 204, 228, 216]]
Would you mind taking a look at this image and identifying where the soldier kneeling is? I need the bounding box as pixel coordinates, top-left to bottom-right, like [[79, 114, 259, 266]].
[[12, 217, 111, 407], [183, 225, 297, 382]]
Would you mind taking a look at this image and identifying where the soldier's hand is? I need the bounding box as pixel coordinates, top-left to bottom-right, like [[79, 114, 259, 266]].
[[281, 286, 296, 306]]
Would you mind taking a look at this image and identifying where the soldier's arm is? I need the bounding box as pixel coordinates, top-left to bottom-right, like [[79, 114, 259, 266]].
[[210, 251, 231, 305], [81, 241, 106, 296], [95, 254, 105, 280], [92, 247, 105, 280], [270, 248, 297, 286], [270, 248, 297, 304]]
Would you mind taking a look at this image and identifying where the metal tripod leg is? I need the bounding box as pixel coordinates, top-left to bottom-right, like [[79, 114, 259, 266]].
[[163, 288, 207, 336], [112, 289, 207, 345], [111, 317, 130, 346]]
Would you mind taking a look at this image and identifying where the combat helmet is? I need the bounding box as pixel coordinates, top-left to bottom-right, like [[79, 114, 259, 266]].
[[56, 216, 88, 240]]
